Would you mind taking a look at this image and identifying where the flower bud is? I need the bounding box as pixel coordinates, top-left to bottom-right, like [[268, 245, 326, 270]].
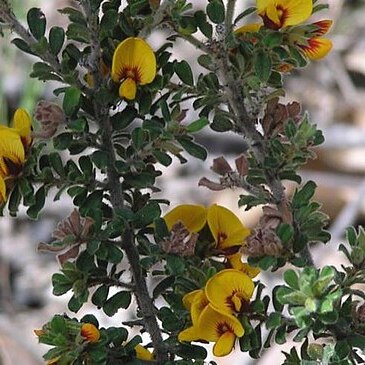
[[33, 100, 65, 138], [307, 343, 324, 360], [81, 323, 100, 343]]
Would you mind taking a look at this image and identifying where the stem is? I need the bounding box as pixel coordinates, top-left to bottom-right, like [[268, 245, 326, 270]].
[[225, 0, 237, 34], [79, 4, 167, 362]]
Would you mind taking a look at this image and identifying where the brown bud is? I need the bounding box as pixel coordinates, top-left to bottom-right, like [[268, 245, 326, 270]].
[[211, 156, 232, 175], [357, 302, 365, 322], [38, 210, 94, 265], [235, 154, 249, 176], [198, 177, 226, 191], [33, 100, 65, 139], [160, 222, 197, 256]]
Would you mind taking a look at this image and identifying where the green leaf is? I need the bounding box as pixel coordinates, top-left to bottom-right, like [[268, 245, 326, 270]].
[[206, 0, 225, 24], [27, 8, 46, 40], [49, 26, 65, 55], [27, 186, 46, 219], [254, 50, 272, 82], [8, 185, 21, 217], [153, 151, 172, 167], [111, 107, 138, 130], [49, 152, 64, 176], [11, 38, 35, 56], [277, 223, 294, 244], [263, 32, 283, 48], [53, 132, 73, 150], [92, 285, 109, 307], [177, 137, 207, 160], [186, 117, 209, 133], [283, 269, 300, 289], [52, 273, 73, 296], [175, 60, 194, 86], [194, 10, 212, 38], [293, 181, 317, 209], [103, 291, 132, 316], [63, 87, 81, 116], [166, 255, 186, 275], [134, 201, 161, 228], [266, 312, 282, 329]]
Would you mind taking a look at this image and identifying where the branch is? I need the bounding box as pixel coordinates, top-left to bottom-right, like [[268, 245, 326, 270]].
[[225, 0, 237, 34], [80, 5, 167, 362]]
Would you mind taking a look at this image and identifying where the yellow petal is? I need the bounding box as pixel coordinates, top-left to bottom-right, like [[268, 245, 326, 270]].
[[190, 290, 209, 324], [235, 23, 262, 35], [205, 269, 254, 314], [80, 323, 100, 343], [111, 37, 156, 84], [299, 37, 333, 60], [207, 204, 250, 249], [279, 0, 312, 27], [135, 344, 154, 360], [0, 175, 6, 203], [197, 304, 244, 341], [257, 0, 312, 28], [311, 20, 333, 37], [227, 253, 261, 278], [213, 331, 237, 357], [119, 78, 137, 100], [163, 204, 207, 233], [0, 129, 25, 176], [178, 325, 201, 342], [13, 108, 32, 136], [182, 289, 203, 310]]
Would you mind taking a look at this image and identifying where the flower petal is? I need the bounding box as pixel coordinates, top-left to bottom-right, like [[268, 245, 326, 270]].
[[13, 108, 32, 150], [235, 23, 262, 35], [163, 204, 207, 233], [111, 37, 156, 84], [0, 175, 6, 203], [311, 20, 333, 37], [197, 304, 244, 340], [299, 37, 332, 60], [257, 0, 312, 28], [119, 78, 137, 100], [0, 129, 25, 176], [205, 269, 254, 314], [80, 323, 100, 343], [178, 325, 201, 342], [135, 344, 154, 360], [227, 253, 261, 278], [213, 331, 237, 357], [207, 204, 250, 249], [281, 0, 312, 27]]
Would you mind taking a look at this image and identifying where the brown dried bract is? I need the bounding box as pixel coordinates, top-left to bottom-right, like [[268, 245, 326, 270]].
[[261, 97, 301, 138], [33, 100, 65, 139], [160, 221, 198, 257]]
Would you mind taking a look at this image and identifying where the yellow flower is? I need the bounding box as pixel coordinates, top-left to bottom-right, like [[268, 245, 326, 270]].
[[80, 323, 100, 343], [135, 344, 154, 361], [182, 289, 209, 324], [235, 22, 262, 36], [111, 37, 156, 100], [207, 204, 250, 251], [179, 304, 244, 357], [163, 204, 207, 233], [296, 20, 333, 60], [256, 0, 312, 29], [227, 252, 260, 278], [0, 108, 32, 204], [46, 356, 60, 365], [205, 269, 254, 315]]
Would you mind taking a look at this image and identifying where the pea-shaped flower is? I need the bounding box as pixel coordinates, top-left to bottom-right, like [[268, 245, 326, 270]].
[[0, 108, 32, 203], [111, 37, 156, 100]]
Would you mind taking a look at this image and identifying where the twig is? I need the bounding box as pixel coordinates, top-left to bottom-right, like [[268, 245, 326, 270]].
[[225, 0, 237, 34], [80, 4, 167, 363]]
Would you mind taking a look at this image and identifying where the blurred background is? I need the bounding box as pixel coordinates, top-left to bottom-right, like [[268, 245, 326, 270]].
[[1, 0, 365, 363]]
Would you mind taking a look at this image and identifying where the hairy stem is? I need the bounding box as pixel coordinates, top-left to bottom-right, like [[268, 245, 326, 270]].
[[225, 0, 237, 34], [80, 4, 167, 362]]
